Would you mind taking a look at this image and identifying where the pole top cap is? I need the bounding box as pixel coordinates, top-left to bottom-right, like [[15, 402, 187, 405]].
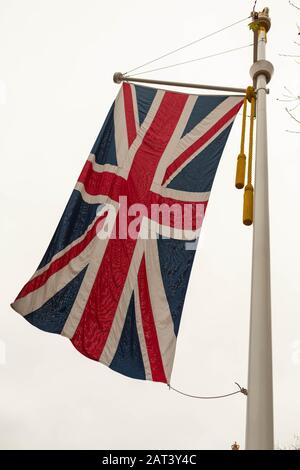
[[251, 7, 271, 32]]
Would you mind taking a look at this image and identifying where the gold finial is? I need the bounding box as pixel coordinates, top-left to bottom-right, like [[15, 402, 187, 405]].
[[249, 7, 271, 32]]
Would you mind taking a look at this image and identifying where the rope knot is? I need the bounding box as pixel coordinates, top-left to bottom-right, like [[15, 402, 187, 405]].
[[235, 382, 248, 396]]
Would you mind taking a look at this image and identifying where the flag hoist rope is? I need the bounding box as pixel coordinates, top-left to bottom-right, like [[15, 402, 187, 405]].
[[243, 94, 256, 226], [235, 97, 248, 190], [235, 86, 256, 226], [168, 382, 248, 400]]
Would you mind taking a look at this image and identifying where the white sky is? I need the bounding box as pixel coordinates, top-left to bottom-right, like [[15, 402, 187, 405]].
[[1, 0, 300, 450]]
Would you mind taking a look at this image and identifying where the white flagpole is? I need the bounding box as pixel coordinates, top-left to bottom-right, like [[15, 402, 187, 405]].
[[246, 7, 274, 450]]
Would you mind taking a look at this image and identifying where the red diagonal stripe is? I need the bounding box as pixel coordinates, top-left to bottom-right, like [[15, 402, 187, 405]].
[[123, 83, 137, 148], [162, 100, 243, 185], [16, 214, 106, 300], [138, 256, 167, 383], [71, 214, 138, 360]]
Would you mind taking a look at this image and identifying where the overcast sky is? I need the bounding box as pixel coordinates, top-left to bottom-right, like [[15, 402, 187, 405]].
[[1, 0, 300, 450]]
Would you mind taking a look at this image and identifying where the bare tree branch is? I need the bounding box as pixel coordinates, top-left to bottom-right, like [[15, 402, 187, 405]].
[[284, 86, 296, 96], [289, 100, 300, 111], [289, 0, 300, 10], [280, 7, 300, 131], [286, 107, 300, 124], [278, 86, 300, 131], [278, 98, 298, 102], [279, 53, 300, 57]]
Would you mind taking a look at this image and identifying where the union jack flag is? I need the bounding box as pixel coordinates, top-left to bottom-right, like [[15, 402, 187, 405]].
[[11, 83, 243, 383]]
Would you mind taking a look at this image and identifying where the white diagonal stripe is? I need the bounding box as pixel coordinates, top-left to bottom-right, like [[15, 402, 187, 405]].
[[11, 237, 97, 316], [86, 153, 127, 178], [61, 235, 110, 338], [134, 285, 152, 380], [74, 181, 120, 206], [151, 182, 210, 203], [29, 186, 118, 280], [163, 110, 238, 187], [99, 238, 145, 365], [144, 239, 177, 383], [151, 94, 198, 188], [146, 219, 201, 241], [173, 96, 242, 161], [26, 211, 100, 280], [114, 85, 128, 166], [130, 83, 140, 134], [122, 89, 165, 177], [139, 216, 202, 241]]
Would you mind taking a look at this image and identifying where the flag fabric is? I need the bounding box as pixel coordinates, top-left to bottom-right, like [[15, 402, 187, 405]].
[[11, 83, 243, 384]]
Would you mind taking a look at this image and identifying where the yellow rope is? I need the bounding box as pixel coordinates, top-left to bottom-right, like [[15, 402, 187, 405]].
[[235, 97, 247, 189], [243, 96, 256, 226], [240, 97, 247, 153], [247, 97, 256, 186]]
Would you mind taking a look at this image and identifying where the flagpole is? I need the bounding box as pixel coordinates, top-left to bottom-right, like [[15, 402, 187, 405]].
[[246, 7, 274, 450]]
